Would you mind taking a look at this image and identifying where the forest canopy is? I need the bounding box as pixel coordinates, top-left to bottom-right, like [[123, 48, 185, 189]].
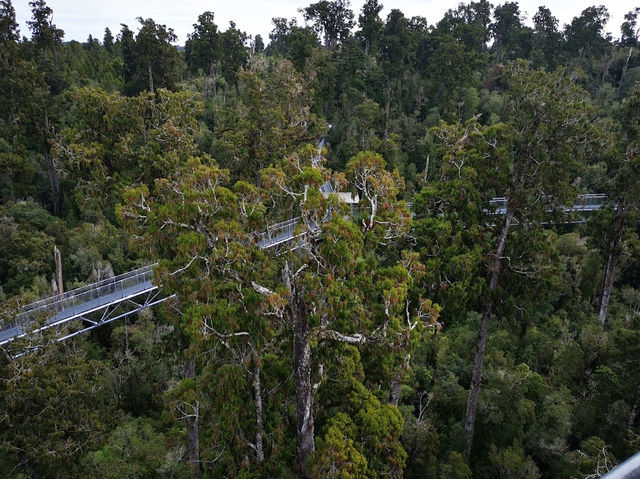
[[2, 1, 640, 478]]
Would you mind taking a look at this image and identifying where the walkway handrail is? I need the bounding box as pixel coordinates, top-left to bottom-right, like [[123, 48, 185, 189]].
[[601, 451, 640, 478], [488, 194, 606, 214], [1, 264, 156, 333], [0, 186, 609, 338]]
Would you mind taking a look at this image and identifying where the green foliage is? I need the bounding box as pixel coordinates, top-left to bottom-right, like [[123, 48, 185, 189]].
[[53, 86, 203, 220], [313, 381, 406, 478], [267, 17, 319, 70], [302, 0, 354, 50], [0, 343, 119, 476], [489, 441, 541, 479], [121, 18, 183, 96], [311, 413, 369, 478], [3, 2, 640, 478], [0, 203, 57, 295], [439, 451, 472, 479], [80, 416, 191, 479], [212, 57, 326, 180]]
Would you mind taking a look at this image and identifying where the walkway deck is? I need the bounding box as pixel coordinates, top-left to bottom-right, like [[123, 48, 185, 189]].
[[1, 191, 609, 346], [0, 265, 158, 346]]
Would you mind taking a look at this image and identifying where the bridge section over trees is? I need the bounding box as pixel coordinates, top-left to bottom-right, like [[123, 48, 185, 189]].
[[0, 192, 609, 347]]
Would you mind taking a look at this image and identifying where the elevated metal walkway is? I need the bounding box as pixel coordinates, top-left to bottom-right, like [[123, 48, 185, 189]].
[[0, 141, 330, 347], [0, 188, 610, 347], [489, 193, 607, 215], [601, 450, 640, 478], [258, 140, 330, 250], [0, 264, 170, 346]]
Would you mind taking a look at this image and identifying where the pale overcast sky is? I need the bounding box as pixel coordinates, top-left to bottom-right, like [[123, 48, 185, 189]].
[[12, 0, 638, 45]]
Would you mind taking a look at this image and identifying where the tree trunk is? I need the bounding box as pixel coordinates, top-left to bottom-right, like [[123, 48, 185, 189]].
[[284, 263, 314, 479], [54, 245, 63, 294], [183, 359, 201, 476], [464, 210, 513, 460], [494, 40, 503, 63], [599, 251, 619, 328], [186, 408, 200, 476], [617, 47, 633, 99], [201, 74, 208, 99], [389, 375, 402, 407], [43, 111, 61, 216], [629, 383, 640, 428], [51, 42, 59, 67], [384, 82, 391, 140], [598, 201, 628, 328], [46, 152, 60, 216], [250, 342, 265, 463], [601, 53, 611, 86], [210, 61, 218, 98], [390, 353, 410, 406], [147, 63, 154, 93]]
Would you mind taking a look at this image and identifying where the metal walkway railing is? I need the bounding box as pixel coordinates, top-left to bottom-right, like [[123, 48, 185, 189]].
[[0, 190, 610, 346], [0, 265, 158, 346], [1, 140, 334, 346], [489, 193, 607, 214]]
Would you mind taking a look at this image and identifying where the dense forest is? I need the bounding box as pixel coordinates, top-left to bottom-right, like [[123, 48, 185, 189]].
[[2, 0, 640, 477]]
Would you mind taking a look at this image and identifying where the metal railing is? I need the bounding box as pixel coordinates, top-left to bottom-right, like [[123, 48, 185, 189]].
[[565, 193, 607, 211], [257, 217, 303, 248], [488, 194, 607, 215], [0, 186, 610, 341], [1, 264, 156, 334], [601, 450, 640, 478]]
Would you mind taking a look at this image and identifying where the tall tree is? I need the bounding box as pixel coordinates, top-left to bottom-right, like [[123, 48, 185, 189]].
[[267, 17, 319, 71], [253, 33, 264, 53], [121, 18, 182, 95], [565, 6, 611, 60], [261, 149, 426, 477], [185, 11, 222, 98], [591, 85, 640, 327], [0, 0, 18, 42], [436, 0, 492, 54], [620, 8, 640, 47], [491, 2, 531, 62], [462, 61, 595, 459], [51, 87, 203, 221], [0, 0, 41, 130], [379, 9, 412, 136], [421, 32, 476, 117], [27, 0, 63, 66], [119, 23, 135, 89], [102, 27, 113, 53], [302, 0, 355, 50], [532, 6, 563, 69], [357, 0, 383, 55], [213, 58, 325, 181], [617, 8, 640, 99], [413, 119, 505, 325], [220, 21, 248, 93], [121, 160, 275, 474], [121, 146, 435, 478], [24, 0, 65, 215]]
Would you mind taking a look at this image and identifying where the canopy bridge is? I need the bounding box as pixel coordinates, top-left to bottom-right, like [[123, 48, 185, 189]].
[[260, 193, 610, 251], [0, 189, 609, 348], [0, 264, 170, 347], [0, 140, 330, 348], [489, 193, 607, 216]]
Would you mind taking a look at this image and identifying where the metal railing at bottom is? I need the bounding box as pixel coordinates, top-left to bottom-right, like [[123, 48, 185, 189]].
[[601, 451, 640, 479]]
